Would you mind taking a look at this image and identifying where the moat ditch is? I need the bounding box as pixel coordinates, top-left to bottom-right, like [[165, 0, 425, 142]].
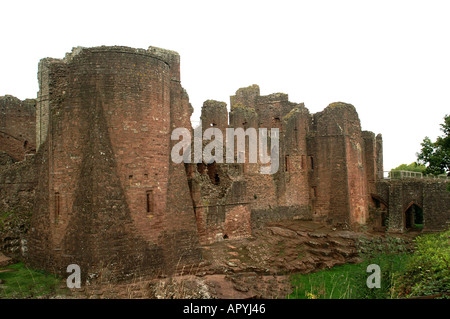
[[1, 220, 421, 299]]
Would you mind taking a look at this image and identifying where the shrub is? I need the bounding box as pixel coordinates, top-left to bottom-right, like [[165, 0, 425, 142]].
[[393, 230, 450, 298]]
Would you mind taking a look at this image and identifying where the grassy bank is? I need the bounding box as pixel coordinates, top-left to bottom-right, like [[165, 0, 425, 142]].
[[289, 253, 410, 299], [0, 262, 67, 298], [288, 230, 449, 299]]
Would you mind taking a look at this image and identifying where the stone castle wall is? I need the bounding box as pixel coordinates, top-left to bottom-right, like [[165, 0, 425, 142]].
[[0, 96, 36, 162], [376, 179, 450, 232], [190, 86, 378, 243], [26, 46, 201, 279], [0, 45, 448, 280]]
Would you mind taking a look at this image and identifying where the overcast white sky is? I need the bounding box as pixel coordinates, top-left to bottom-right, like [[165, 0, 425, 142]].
[[1, 0, 449, 171]]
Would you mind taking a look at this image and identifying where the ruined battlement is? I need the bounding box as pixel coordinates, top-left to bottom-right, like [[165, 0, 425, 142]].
[[60, 45, 180, 68], [201, 100, 228, 131], [258, 92, 290, 103], [231, 85, 292, 108], [230, 84, 260, 109], [0, 95, 36, 161], [35, 45, 183, 150]]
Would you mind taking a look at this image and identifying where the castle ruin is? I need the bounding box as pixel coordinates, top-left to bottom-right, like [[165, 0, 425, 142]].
[[0, 45, 448, 280]]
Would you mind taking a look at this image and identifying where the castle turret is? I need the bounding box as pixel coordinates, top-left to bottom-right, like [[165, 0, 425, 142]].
[[28, 46, 201, 279], [308, 102, 369, 227]]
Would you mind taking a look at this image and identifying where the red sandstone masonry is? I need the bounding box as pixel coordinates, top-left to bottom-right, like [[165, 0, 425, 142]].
[[192, 87, 375, 244], [0, 96, 36, 161], [1, 46, 400, 278], [26, 46, 201, 278]]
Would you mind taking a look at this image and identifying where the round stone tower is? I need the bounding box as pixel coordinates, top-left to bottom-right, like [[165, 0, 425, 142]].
[[28, 46, 201, 279]]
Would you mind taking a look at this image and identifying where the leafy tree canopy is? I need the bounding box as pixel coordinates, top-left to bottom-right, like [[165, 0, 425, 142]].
[[392, 162, 427, 173], [417, 114, 450, 176]]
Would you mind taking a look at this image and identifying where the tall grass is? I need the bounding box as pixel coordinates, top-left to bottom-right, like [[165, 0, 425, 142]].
[[394, 230, 449, 298], [289, 230, 450, 299], [0, 262, 66, 298], [288, 253, 410, 299], [289, 263, 357, 299]]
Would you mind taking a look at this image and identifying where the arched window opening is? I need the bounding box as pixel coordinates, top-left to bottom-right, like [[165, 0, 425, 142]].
[[54, 192, 60, 223]]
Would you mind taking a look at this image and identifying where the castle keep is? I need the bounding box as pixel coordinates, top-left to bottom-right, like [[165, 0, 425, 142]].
[[0, 45, 449, 279], [188, 86, 382, 244]]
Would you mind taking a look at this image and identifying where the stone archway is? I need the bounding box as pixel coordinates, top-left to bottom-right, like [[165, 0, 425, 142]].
[[404, 202, 423, 231]]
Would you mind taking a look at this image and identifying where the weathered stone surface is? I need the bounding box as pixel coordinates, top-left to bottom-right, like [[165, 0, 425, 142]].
[[0, 95, 36, 162], [267, 226, 298, 238], [376, 179, 450, 232], [0, 252, 12, 267], [25, 46, 202, 279]]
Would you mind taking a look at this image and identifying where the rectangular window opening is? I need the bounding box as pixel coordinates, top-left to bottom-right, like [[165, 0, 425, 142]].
[[146, 190, 154, 213], [54, 192, 60, 222], [285, 155, 290, 172]]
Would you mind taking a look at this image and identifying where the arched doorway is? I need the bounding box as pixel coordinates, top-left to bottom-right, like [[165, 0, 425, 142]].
[[404, 202, 423, 231]]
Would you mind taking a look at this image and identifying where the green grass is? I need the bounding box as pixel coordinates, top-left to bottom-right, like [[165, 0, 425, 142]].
[[288, 253, 411, 299], [289, 230, 450, 299], [289, 262, 361, 299], [0, 262, 67, 298], [394, 230, 450, 298]]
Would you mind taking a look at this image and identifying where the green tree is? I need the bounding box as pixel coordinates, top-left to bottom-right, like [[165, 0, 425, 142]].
[[417, 115, 450, 176], [392, 162, 427, 173]]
